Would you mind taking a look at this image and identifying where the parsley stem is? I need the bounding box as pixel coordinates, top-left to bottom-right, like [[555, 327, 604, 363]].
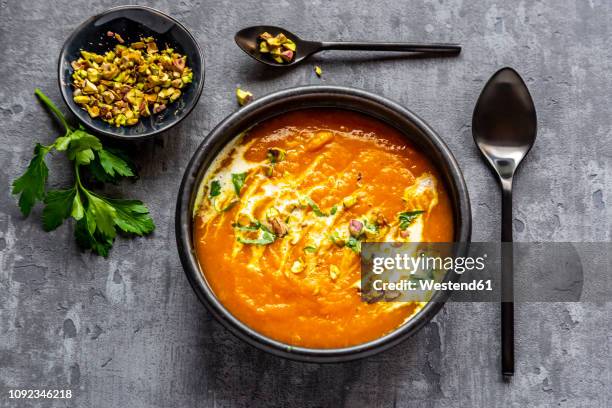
[[74, 161, 85, 191], [34, 88, 73, 134]]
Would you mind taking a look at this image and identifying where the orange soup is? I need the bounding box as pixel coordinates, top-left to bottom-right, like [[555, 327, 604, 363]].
[[193, 109, 453, 348]]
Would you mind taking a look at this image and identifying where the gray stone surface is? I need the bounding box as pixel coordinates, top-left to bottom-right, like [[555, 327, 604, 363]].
[[1, 0, 611, 407]]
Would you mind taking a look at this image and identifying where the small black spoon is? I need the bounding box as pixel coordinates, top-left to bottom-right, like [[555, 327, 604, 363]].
[[472, 67, 537, 379], [235, 25, 461, 67]]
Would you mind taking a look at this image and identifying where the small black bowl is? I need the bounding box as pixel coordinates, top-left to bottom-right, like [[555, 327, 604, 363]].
[[176, 86, 471, 362], [58, 5, 204, 139]]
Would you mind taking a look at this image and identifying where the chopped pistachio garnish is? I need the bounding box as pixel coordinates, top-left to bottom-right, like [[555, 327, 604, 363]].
[[236, 88, 253, 106], [291, 258, 305, 273], [349, 219, 364, 237], [107, 31, 125, 44], [258, 32, 296, 64], [329, 265, 340, 281], [267, 147, 286, 163], [314, 65, 322, 77], [268, 217, 288, 237], [70, 36, 193, 127], [363, 220, 379, 239], [343, 195, 357, 208], [289, 233, 301, 245], [329, 231, 346, 247], [265, 207, 280, 220]]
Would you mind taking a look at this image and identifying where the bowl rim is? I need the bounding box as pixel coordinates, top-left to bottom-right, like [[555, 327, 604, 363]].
[[57, 4, 205, 140], [175, 85, 471, 362]]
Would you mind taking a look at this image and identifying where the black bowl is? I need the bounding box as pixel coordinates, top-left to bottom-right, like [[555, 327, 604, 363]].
[[58, 5, 204, 139], [176, 86, 471, 362]]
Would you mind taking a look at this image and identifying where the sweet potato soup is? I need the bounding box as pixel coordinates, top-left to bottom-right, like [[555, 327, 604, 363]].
[[193, 109, 454, 348]]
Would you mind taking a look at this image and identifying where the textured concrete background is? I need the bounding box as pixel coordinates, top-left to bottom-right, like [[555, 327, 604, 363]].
[[1, 0, 611, 407]]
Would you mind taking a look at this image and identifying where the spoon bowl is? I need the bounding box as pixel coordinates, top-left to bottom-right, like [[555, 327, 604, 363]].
[[235, 25, 461, 67], [235, 25, 320, 67], [473, 68, 537, 179]]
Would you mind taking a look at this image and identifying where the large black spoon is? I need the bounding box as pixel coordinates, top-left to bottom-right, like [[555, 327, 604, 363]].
[[472, 67, 537, 379], [235, 25, 461, 67]]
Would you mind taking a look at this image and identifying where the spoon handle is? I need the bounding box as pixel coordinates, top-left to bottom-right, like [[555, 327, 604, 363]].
[[319, 42, 461, 54], [501, 178, 514, 377]]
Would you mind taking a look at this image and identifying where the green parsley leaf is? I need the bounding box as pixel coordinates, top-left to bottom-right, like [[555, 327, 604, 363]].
[[234, 220, 276, 245], [232, 221, 261, 231], [398, 210, 425, 230], [237, 230, 276, 245], [66, 130, 102, 165], [98, 149, 134, 178], [75, 149, 95, 165], [330, 205, 338, 215], [231, 172, 248, 196], [106, 198, 155, 235], [87, 148, 136, 184], [67, 132, 102, 161], [304, 196, 327, 217], [54, 135, 72, 151], [54, 127, 91, 151], [303, 245, 317, 253], [74, 194, 154, 256], [42, 188, 76, 231], [85, 193, 117, 239], [209, 180, 221, 198], [75, 217, 113, 257], [12, 143, 50, 216], [346, 236, 362, 254], [87, 157, 114, 183], [71, 191, 85, 220]]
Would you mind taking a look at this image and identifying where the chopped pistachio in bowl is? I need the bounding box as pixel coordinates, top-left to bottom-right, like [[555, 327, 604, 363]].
[[70, 35, 193, 127], [58, 5, 204, 139]]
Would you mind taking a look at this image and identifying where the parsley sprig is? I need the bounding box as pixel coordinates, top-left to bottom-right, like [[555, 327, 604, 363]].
[[11, 89, 155, 256]]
